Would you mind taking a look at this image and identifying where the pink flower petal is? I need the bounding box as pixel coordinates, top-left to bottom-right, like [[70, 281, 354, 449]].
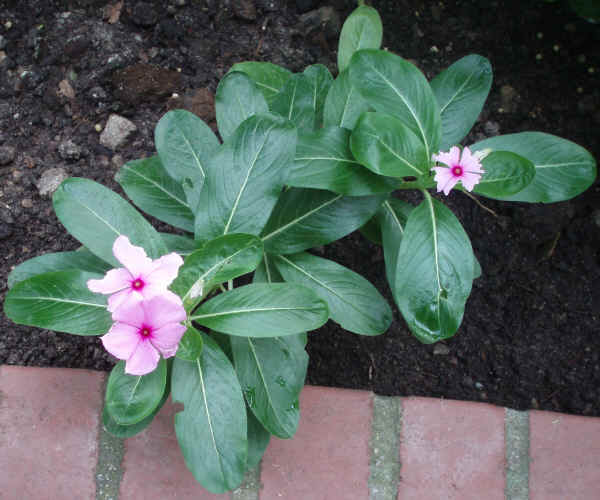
[[142, 294, 186, 330], [150, 323, 187, 358], [460, 147, 485, 173], [145, 253, 184, 287], [125, 339, 160, 376], [107, 289, 136, 313], [87, 268, 131, 294], [111, 295, 145, 326], [432, 165, 454, 185], [460, 171, 483, 192], [441, 175, 460, 196], [432, 146, 460, 167], [112, 235, 154, 278], [101, 322, 140, 360]]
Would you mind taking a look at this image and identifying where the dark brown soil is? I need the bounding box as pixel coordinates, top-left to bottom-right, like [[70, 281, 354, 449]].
[[1, 0, 599, 416]]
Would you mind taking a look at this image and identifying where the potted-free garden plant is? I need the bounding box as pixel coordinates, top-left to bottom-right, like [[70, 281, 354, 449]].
[[4, 3, 596, 493]]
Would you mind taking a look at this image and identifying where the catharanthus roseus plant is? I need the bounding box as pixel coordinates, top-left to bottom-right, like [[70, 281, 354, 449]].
[[3, 3, 597, 493]]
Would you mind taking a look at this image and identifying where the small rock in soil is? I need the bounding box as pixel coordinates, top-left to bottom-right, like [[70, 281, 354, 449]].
[[58, 139, 82, 161], [0, 145, 16, 165], [483, 120, 500, 136], [100, 114, 137, 150], [0, 34, 6, 50], [500, 84, 518, 113], [433, 344, 450, 355], [232, 0, 257, 21], [0, 221, 12, 240], [131, 2, 159, 27], [21, 199, 33, 208], [37, 167, 68, 196]]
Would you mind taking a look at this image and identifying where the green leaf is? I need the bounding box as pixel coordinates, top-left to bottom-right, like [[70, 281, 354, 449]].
[[393, 193, 474, 343], [253, 254, 284, 284], [275, 253, 392, 335], [246, 409, 271, 469], [288, 126, 398, 195], [154, 110, 220, 194], [172, 334, 247, 494], [430, 54, 493, 150], [376, 199, 414, 295], [191, 283, 328, 337], [270, 74, 316, 132], [351, 112, 430, 178], [3, 270, 112, 335], [176, 326, 204, 361], [116, 155, 194, 232], [569, 0, 600, 21], [337, 4, 383, 72], [302, 64, 333, 129], [472, 151, 535, 198], [102, 386, 169, 439], [348, 49, 441, 160], [216, 71, 269, 142], [231, 333, 307, 438], [53, 178, 167, 266], [194, 114, 297, 239], [7, 248, 110, 289], [160, 233, 204, 257], [105, 359, 167, 426], [470, 132, 597, 203], [171, 234, 263, 311], [261, 187, 386, 255], [323, 69, 370, 130], [230, 61, 292, 105]]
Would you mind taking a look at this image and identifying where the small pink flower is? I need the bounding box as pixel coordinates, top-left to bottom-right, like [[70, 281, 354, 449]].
[[101, 294, 186, 375], [431, 146, 485, 196], [87, 235, 183, 312]]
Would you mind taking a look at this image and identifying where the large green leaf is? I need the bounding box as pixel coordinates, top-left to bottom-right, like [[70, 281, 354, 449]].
[[175, 326, 204, 361], [323, 69, 370, 130], [289, 126, 398, 195], [430, 54, 493, 150], [302, 64, 333, 129], [191, 283, 328, 337], [3, 270, 112, 335], [351, 112, 430, 178], [472, 151, 535, 198], [393, 193, 474, 343], [348, 49, 441, 160], [172, 334, 247, 494], [104, 359, 167, 426], [154, 109, 220, 194], [7, 248, 110, 289], [275, 252, 392, 335], [253, 253, 284, 283], [116, 155, 194, 232], [376, 199, 414, 296], [470, 132, 597, 203], [229, 61, 292, 105], [261, 187, 386, 255], [215, 71, 269, 142], [231, 333, 307, 438], [171, 234, 263, 311], [194, 114, 297, 239], [53, 178, 167, 266], [337, 4, 383, 72], [270, 74, 316, 132]]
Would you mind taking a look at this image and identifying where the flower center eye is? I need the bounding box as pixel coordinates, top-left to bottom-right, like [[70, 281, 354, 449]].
[[132, 278, 144, 290], [451, 165, 463, 177], [139, 326, 152, 337]]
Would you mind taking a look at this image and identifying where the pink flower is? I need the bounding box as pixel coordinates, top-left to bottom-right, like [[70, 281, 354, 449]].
[[87, 235, 183, 312], [431, 146, 485, 196], [101, 294, 187, 375]]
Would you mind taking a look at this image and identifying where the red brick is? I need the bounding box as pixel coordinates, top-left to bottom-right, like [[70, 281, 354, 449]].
[[120, 400, 228, 499], [260, 386, 373, 500], [398, 397, 505, 500], [0, 366, 105, 500], [530, 410, 600, 500]]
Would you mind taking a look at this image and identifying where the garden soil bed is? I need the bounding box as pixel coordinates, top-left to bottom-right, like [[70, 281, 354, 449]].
[[1, 0, 599, 415]]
